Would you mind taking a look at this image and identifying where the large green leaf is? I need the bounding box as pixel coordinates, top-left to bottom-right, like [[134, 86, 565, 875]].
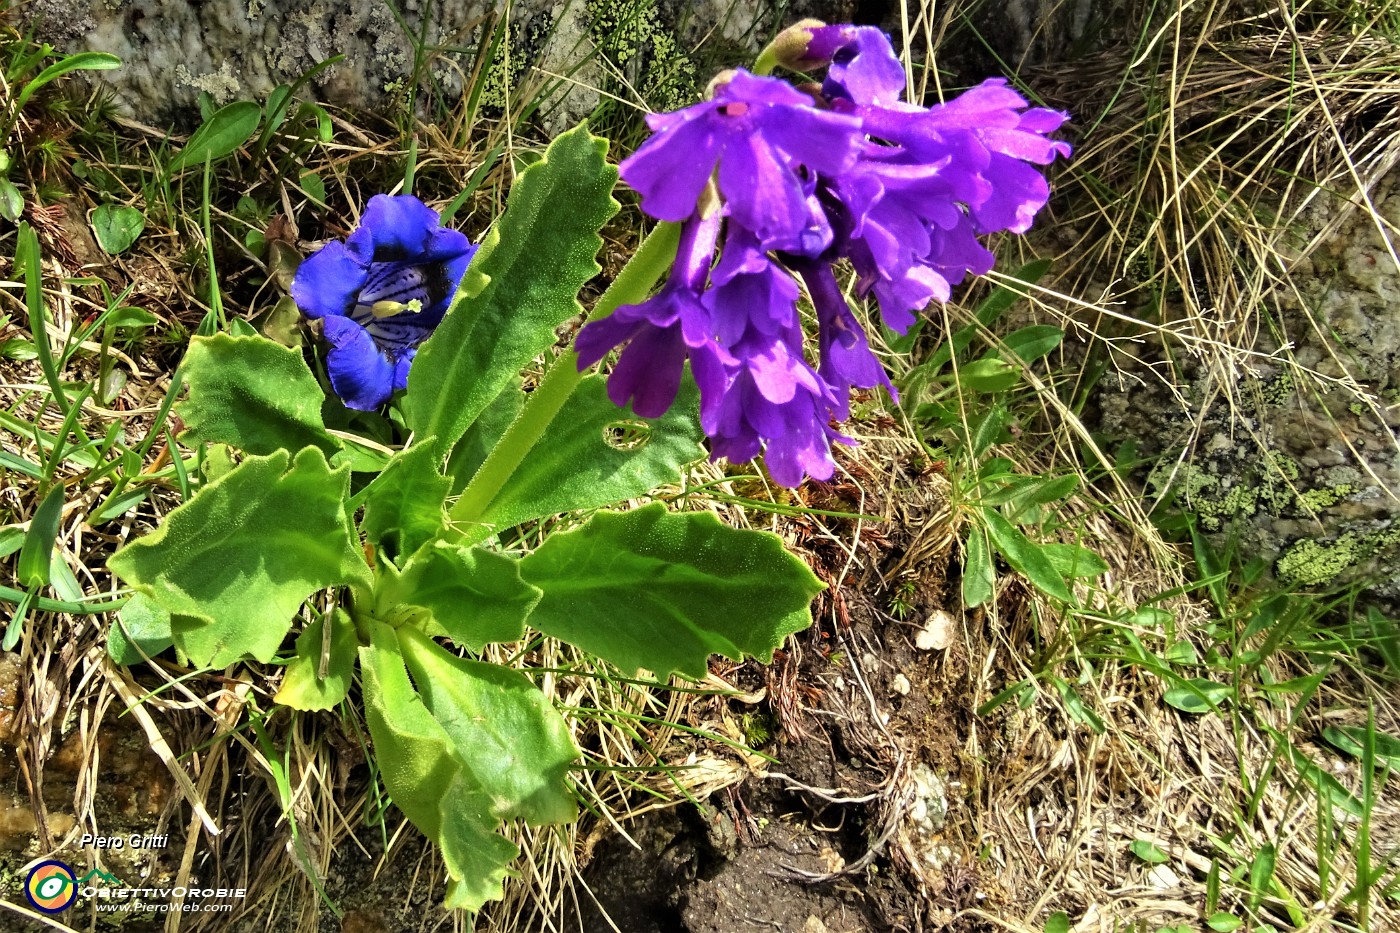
[[479, 375, 704, 530], [275, 609, 358, 710], [445, 380, 524, 493], [376, 542, 541, 651], [405, 124, 619, 459], [359, 622, 519, 910], [357, 442, 451, 560], [399, 626, 577, 824], [108, 448, 369, 666], [178, 334, 339, 457], [518, 505, 823, 679]]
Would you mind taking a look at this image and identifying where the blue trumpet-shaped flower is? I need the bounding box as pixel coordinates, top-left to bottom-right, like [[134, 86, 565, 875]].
[[291, 195, 476, 410]]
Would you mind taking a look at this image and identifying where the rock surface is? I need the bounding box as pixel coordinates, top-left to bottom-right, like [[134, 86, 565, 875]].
[[21, 0, 1125, 128], [24, 0, 859, 128], [1096, 172, 1400, 604]]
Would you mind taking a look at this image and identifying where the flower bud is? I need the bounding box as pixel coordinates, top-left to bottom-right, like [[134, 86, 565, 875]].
[[760, 19, 828, 72]]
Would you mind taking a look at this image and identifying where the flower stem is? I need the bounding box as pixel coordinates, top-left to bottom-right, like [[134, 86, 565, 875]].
[[446, 221, 682, 540]]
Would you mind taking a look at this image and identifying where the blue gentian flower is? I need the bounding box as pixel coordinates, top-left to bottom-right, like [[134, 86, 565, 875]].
[[291, 195, 476, 410], [579, 21, 1071, 485]]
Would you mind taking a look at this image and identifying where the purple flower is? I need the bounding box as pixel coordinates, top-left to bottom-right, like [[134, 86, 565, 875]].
[[579, 21, 1071, 487], [618, 70, 863, 243], [806, 25, 907, 107], [291, 194, 476, 410], [797, 260, 896, 420], [575, 212, 728, 418], [705, 335, 849, 487], [825, 160, 996, 332], [854, 80, 1072, 235]]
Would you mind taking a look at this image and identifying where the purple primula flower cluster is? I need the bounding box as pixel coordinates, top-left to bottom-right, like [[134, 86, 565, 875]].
[[292, 194, 476, 410], [577, 22, 1071, 486]]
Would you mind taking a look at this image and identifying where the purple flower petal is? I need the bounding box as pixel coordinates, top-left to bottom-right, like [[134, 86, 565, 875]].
[[800, 261, 896, 419], [607, 324, 689, 417], [290, 240, 367, 320], [809, 26, 907, 107], [351, 194, 475, 264], [619, 69, 862, 237], [322, 315, 397, 410]]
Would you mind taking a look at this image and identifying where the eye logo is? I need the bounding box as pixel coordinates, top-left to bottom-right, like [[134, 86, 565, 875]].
[[25, 860, 77, 913]]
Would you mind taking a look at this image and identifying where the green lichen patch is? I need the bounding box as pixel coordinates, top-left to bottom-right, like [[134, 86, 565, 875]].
[[586, 0, 697, 114], [1276, 525, 1400, 588]]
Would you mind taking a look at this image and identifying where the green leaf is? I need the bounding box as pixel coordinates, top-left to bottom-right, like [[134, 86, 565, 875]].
[[479, 375, 704, 530], [106, 306, 159, 330], [1162, 677, 1233, 714], [446, 380, 524, 493], [106, 592, 174, 665], [1044, 911, 1070, 933], [2, 587, 32, 652], [15, 52, 121, 111], [91, 204, 145, 254], [1366, 607, 1400, 673], [167, 101, 261, 174], [249, 296, 305, 349], [982, 510, 1072, 602], [518, 504, 822, 679], [1054, 677, 1104, 733], [108, 448, 369, 667], [1163, 639, 1198, 665], [358, 443, 451, 560], [275, 610, 358, 710], [1039, 543, 1109, 579], [299, 171, 327, 206], [1248, 843, 1276, 912], [989, 474, 1078, 516], [958, 357, 1021, 393], [1280, 741, 1364, 818], [17, 483, 65, 588], [969, 404, 1008, 458], [359, 622, 519, 910], [376, 542, 541, 651], [398, 626, 578, 824], [0, 178, 23, 223], [405, 123, 620, 459], [0, 527, 24, 559], [924, 259, 1052, 372], [962, 527, 995, 608], [1129, 607, 1173, 628], [178, 334, 340, 457], [997, 324, 1063, 364], [1130, 839, 1169, 864], [1206, 913, 1242, 932], [1322, 725, 1400, 769]]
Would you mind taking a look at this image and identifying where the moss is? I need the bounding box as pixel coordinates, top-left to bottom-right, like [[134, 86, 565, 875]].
[[1266, 450, 1301, 483]]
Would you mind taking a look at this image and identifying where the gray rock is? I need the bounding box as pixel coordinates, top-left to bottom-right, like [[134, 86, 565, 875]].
[[23, 0, 862, 129], [1095, 169, 1400, 605]]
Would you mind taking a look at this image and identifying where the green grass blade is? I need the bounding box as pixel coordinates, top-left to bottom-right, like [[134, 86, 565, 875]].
[[17, 482, 66, 588]]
